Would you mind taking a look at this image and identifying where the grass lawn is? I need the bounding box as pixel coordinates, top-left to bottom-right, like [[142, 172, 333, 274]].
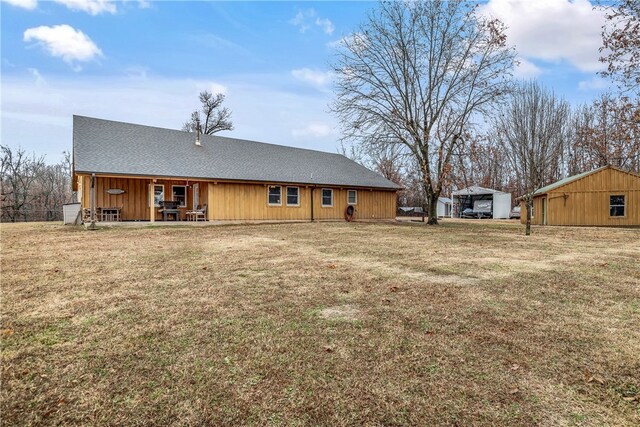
[[1, 220, 639, 426]]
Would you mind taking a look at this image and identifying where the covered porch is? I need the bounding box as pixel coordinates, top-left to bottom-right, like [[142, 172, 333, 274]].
[[77, 174, 209, 222]]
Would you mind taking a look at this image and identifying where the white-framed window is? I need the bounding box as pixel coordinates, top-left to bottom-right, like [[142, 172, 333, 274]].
[[172, 185, 187, 207], [286, 186, 299, 206], [610, 194, 625, 217], [268, 185, 282, 205], [347, 189, 357, 205], [321, 188, 333, 207], [150, 184, 164, 207]]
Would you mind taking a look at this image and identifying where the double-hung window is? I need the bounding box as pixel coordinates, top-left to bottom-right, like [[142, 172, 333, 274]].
[[286, 187, 299, 206], [347, 189, 357, 205], [322, 188, 333, 207], [610, 195, 625, 217], [268, 185, 282, 205]]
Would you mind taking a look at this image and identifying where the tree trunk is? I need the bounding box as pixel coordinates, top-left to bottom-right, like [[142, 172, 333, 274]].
[[427, 192, 439, 225], [525, 199, 533, 236]]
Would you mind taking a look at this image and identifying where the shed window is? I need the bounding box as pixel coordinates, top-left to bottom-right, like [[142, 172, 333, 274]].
[[172, 185, 187, 207], [286, 187, 299, 206], [268, 186, 282, 205], [322, 188, 333, 207], [610, 195, 625, 217], [151, 184, 164, 207], [347, 190, 357, 205]]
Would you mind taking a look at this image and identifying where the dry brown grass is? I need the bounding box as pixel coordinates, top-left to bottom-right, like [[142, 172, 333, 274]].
[[1, 220, 639, 426]]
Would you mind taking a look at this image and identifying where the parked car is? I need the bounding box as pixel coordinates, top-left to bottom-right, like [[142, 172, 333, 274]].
[[462, 208, 492, 219], [509, 206, 521, 219]]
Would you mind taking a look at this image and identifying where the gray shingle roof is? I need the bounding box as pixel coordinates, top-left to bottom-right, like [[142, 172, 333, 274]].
[[73, 116, 400, 190]]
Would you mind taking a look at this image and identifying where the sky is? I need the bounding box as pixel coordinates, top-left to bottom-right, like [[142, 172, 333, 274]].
[[1, 0, 613, 163]]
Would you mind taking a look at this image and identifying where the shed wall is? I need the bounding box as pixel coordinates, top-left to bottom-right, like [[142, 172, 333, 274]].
[[520, 168, 640, 226]]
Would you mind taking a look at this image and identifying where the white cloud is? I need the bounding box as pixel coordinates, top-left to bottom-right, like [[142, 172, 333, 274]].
[[578, 76, 609, 91], [23, 24, 103, 67], [315, 17, 335, 35], [291, 68, 333, 87], [53, 0, 117, 15], [209, 82, 228, 95], [27, 68, 45, 85], [292, 122, 333, 139], [514, 57, 543, 78], [1, 0, 38, 10], [480, 0, 607, 72], [290, 9, 314, 33], [290, 9, 334, 36]]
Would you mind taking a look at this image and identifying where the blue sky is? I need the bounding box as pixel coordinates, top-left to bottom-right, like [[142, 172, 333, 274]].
[[1, 0, 612, 162]]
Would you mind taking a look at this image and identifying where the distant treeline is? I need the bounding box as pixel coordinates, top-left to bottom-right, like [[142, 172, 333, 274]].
[[1, 145, 73, 222]]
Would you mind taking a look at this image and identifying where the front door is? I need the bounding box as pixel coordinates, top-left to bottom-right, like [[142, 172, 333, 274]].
[[542, 197, 547, 225]]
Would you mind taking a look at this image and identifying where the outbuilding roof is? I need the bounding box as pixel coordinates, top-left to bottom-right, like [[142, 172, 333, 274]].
[[452, 186, 508, 196], [73, 116, 400, 190]]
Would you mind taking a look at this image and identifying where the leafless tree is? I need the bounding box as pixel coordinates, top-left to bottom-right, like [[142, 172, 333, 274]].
[[183, 91, 234, 135], [1, 145, 46, 221], [494, 81, 570, 235], [332, 0, 516, 224], [569, 94, 640, 174], [598, 0, 640, 95], [32, 152, 74, 221]]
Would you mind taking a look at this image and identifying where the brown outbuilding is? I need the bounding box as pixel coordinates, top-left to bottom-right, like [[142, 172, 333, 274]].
[[521, 165, 640, 227]]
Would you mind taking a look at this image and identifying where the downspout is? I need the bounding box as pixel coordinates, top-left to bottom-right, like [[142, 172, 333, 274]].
[[310, 187, 315, 222]]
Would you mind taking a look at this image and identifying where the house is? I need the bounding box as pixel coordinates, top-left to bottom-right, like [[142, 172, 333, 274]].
[[72, 116, 400, 222], [520, 165, 640, 226], [451, 186, 511, 219], [437, 197, 452, 217]]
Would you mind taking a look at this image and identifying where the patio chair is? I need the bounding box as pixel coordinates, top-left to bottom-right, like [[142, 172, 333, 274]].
[[187, 204, 207, 221]]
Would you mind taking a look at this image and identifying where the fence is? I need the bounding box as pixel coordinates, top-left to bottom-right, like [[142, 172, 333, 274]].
[[1, 210, 64, 222]]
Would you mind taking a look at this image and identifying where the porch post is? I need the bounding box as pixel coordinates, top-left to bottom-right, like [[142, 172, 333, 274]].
[[149, 181, 155, 223], [86, 173, 98, 230]]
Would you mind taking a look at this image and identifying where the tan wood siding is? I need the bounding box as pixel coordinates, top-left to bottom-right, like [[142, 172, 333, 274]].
[[521, 168, 640, 226], [78, 175, 396, 221], [207, 182, 396, 221]]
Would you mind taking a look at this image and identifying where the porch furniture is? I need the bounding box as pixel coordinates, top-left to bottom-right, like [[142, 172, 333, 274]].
[[186, 204, 207, 221], [159, 201, 181, 221], [83, 207, 102, 222], [100, 207, 122, 222]]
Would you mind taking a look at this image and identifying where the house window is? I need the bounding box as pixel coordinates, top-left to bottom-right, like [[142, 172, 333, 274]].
[[286, 187, 299, 206], [322, 188, 333, 207], [610, 195, 625, 217], [172, 185, 187, 207], [268, 185, 282, 205], [347, 189, 357, 205], [151, 184, 164, 207]]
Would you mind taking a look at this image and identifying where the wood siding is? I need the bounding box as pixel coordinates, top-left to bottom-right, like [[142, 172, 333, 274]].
[[521, 167, 640, 226], [207, 182, 396, 221], [78, 175, 397, 221]]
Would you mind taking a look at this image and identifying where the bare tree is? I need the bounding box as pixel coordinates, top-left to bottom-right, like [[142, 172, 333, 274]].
[[598, 0, 640, 95], [1, 145, 46, 221], [494, 81, 570, 235], [32, 152, 73, 221], [332, 0, 516, 224], [569, 94, 640, 174], [183, 91, 234, 135]]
